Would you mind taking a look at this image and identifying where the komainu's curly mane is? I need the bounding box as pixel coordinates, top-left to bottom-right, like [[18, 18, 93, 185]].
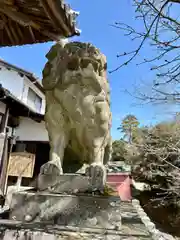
[[42, 42, 108, 91]]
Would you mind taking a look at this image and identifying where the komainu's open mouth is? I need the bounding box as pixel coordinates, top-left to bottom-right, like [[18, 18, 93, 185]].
[[67, 56, 103, 76]]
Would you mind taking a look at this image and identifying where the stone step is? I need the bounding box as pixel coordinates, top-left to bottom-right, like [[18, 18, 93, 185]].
[[0, 219, 150, 237], [1, 229, 152, 240], [0, 220, 152, 239]]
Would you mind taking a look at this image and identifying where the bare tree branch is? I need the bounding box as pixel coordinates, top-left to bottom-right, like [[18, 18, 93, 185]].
[[111, 0, 180, 103]]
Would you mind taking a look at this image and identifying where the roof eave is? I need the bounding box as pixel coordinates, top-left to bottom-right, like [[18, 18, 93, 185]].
[[0, 85, 44, 120], [0, 0, 80, 47]]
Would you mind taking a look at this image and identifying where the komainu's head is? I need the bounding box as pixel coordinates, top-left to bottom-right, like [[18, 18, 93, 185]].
[[42, 42, 111, 120]]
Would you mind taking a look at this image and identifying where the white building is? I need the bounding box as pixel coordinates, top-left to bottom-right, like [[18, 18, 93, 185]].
[[0, 59, 48, 142], [0, 60, 49, 197], [0, 59, 45, 114]]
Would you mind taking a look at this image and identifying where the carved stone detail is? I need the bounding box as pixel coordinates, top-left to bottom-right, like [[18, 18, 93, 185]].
[[40, 41, 112, 189]]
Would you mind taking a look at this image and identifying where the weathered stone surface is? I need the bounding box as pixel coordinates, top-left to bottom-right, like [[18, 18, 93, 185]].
[[10, 192, 122, 228], [2, 195, 177, 239], [85, 164, 107, 191], [5, 186, 34, 208], [2, 230, 56, 240], [131, 199, 177, 240], [38, 174, 91, 193], [5, 192, 155, 239], [41, 41, 112, 189], [0, 196, 160, 240], [38, 173, 107, 193], [0, 228, 152, 240], [0, 229, 152, 240], [0, 221, 153, 239], [0, 219, 151, 237]]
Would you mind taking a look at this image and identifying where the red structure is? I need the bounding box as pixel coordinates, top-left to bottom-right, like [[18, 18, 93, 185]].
[[107, 173, 132, 201]]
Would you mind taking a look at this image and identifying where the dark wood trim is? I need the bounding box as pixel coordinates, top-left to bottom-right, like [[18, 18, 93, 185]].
[[0, 133, 8, 195], [0, 106, 9, 196], [0, 113, 4, 133], [1, 106, 9, 134]]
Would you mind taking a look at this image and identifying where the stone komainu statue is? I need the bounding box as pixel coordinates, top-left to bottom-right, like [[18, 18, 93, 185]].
[[41, 41, 112, 178]]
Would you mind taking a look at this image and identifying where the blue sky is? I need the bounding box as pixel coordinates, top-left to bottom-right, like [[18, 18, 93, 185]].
[[0, 0, 175, 139]]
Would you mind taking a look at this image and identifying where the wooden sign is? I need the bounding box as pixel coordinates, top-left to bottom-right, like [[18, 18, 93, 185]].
[[7, 152, 35, 178]]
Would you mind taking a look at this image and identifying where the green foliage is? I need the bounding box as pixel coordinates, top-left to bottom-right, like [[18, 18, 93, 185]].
[[118, 114, 139, 143], [112, 140, 127, 161]]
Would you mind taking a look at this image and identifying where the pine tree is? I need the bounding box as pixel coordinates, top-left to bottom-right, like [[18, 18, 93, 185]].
[[118, 114, 139, 144]]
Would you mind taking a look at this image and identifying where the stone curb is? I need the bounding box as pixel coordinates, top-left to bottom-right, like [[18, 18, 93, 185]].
[[132, 199, 176, 240]]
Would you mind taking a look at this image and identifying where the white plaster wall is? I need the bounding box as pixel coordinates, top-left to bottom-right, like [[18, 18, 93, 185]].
[[0, 101, 6, 114], [23, 76, 45, 114], [0, 64, 45, 115], [15, 117, 49, 142], [0, 65, 24, 100]]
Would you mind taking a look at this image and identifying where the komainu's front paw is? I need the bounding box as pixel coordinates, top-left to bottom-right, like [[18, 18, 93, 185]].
[[40, 161, 62, 175], [85, 163, 107, 191], [38, 161, 63, 191]]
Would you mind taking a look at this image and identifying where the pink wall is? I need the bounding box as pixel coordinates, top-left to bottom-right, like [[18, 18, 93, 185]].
[[107, 173, 132, 201]]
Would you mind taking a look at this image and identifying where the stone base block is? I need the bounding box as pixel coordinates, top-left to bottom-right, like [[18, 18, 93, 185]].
[[38, 171, 106, 194], [7, 192, 153, 239], [1, 229, 152, 240], [37, 174, 92, 193], [9, 191, 122, 229]]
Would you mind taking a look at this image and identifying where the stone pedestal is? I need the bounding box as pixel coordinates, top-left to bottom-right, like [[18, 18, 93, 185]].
[[6, 192, 153, 239], [38, 169, 106, 193], [0, 197, 153, 240], [10, 191, 122, 227], [37, 174, 92, 193], [4, 174, 154, 239]]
